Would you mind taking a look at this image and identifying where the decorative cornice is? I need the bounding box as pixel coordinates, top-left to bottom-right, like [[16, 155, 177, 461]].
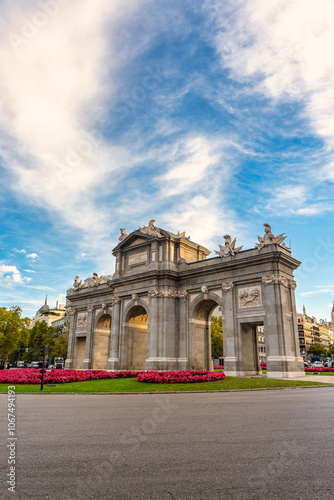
[[148, 289, 188, 298], [261, 274, 297, 289], [87, 306, 94, 312]]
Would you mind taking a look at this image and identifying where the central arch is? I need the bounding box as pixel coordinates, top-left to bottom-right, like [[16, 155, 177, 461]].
[[121, 305, 148, 370], [190, 298, 220, 371]]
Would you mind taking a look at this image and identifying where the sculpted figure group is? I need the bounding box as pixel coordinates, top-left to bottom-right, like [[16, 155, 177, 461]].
[[215, 223, 289, 258]]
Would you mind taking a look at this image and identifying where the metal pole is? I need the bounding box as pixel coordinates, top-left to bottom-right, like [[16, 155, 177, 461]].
[[40, 346, 46, 391]]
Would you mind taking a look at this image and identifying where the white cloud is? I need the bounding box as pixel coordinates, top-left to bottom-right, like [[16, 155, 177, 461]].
[[26, 253, 39, 261], [301, 286, 334, 297], [0, 264, 31, 284], [23, 269, 36, 273], [0, 0, 144, 253], [157, 136, 221, 197], [209, 0, 334, 148], [13, 248, 26, 254], [262, 184, 334, 216], [26, 285, 57, 291]]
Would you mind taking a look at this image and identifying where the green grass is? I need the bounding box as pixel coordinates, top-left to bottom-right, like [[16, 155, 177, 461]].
[[0, 376, 327, 394]]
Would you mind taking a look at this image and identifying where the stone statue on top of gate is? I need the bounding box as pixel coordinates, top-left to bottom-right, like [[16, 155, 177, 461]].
[[256, 223, 286, 251], [215, 235, 243, 258], [139, 219, 163, 238]]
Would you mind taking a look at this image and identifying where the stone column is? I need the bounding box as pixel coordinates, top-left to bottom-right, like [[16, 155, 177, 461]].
[[83, 306, 94, 369], [65, 308, 76, 369], [107, 299, 121, 370], [177, 292, 188, 370], [262, 275, 304, 378], [221, 283, 238, 377], [145, 294, 159, 370]]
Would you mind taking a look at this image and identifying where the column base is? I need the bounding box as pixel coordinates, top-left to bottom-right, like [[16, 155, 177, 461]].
[[107, 358, 120, 370], [82, 359, 91, 370], [145, 357, 188, 371], [267, 371, 305, 379], [224, 369, 262, 377], [266, 356, 305, 378], [65, 359, 73, 369]]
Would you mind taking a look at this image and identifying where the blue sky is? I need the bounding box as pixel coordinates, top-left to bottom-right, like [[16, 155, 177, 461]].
[[0, 0, 333, 320]]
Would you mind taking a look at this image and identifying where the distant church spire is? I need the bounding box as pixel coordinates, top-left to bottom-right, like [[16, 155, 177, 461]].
[[45, 295, 48, 305], [303, 304, 306, 315]]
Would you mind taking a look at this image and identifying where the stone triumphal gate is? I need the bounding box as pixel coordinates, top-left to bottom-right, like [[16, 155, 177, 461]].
[[65, 221, 305, 378]]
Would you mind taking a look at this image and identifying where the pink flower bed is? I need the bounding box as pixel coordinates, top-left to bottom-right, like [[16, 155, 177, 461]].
[[305, 367, 334, 372], [0, 369, 140, 385], [137, 370, 226, 384], [214, 366, 224, 370], [1, 369, 226, 385]]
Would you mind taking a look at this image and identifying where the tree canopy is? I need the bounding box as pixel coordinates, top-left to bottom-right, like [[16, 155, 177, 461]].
[[307, 344, 328, 357], [0, 306, 70, 363], [0, 306, 30, 360]]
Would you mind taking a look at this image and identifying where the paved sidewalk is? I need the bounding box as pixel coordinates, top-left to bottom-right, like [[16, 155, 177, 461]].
[[292, 375, 334, 384]]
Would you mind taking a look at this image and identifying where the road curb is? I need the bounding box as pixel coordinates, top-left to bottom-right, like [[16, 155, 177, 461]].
[[1, 384, 333, 395]]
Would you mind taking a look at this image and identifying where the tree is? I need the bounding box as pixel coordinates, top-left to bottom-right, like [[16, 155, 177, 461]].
[[211, 316, 223, 358], [52, 331, 69, 359], [307, 344, 328, 357], [327, 345, 334, 356], [26, 321, 57, 362], [0, 306, 30, 361]]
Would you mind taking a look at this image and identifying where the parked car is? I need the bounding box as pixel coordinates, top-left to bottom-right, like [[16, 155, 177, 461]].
[[17, 361, 25, 368], [31, 361, 40, 368], [304, 361, 310, 367], [47, 365, 54, 370], [311, 361, 324, 368]]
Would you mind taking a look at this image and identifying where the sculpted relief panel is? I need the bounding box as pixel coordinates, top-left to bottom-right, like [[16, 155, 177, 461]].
[[238, 286, 262, 309], [77, 313, 88, 328]]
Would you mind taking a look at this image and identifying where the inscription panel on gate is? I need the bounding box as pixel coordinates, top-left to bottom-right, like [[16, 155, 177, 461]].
[[128, 251, 148, 266]]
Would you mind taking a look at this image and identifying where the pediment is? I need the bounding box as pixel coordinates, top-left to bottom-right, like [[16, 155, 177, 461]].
[[113, 230, 166, 253], [128, 237, 150, 247]]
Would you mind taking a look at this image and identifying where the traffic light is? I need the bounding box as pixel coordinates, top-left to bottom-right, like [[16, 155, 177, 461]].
[[40, 346, 46, 357]]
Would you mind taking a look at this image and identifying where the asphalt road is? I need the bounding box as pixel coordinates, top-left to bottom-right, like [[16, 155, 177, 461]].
[[1, 387, 334, 500]]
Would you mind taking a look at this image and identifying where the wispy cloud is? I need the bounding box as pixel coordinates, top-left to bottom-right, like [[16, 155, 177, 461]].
[[206, 0, 334, 216], [0, 0, 144, 254], [301, 285, 334, 297], [209, 0, 334, 143], [13, 248, 26, 254]]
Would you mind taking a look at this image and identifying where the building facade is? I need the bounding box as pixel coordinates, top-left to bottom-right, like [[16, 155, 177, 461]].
[[297, 306, 333, 357], [30, 298, 66, 328]]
